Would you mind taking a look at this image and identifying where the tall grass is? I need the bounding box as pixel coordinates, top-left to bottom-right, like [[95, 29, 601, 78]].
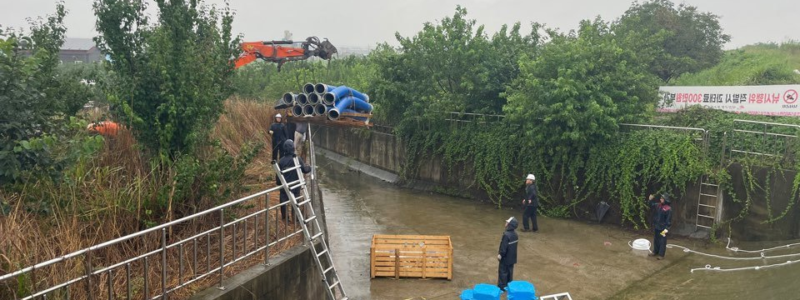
[[673, 42, 800, 85], [0, 98, 300, 300]]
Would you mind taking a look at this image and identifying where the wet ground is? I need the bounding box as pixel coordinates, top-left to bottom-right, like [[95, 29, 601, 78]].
[[317, 155, 800, 300]]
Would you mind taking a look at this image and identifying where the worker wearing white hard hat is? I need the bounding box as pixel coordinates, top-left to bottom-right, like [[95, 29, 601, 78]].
[[521, 174, 539, 232], [269, 113, 289, 162], [497, 216, 519, 290]]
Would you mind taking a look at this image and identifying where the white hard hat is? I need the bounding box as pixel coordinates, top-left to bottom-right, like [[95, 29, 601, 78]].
[[526, 174, 535, 181], [276, 113, 282, 118]]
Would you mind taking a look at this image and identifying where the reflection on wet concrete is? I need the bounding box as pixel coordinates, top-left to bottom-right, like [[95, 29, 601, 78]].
[[317, 155, 800, 300]]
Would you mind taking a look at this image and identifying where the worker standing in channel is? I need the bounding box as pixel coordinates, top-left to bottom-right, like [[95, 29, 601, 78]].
[[647, 194, 672, 260], [521, 174, 539, 232], [294, 122, 308, 156], [269, 113, 289, 162], [497, 217, 519, 291], [276, 140, 311, 220]]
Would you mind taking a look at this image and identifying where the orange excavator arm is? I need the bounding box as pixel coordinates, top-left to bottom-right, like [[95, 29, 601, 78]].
[[234, 36, 337, 70]]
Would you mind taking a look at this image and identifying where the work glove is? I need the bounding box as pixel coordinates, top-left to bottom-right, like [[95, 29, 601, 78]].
[[660, 229, 668, 237], [497, 254, 502, 261]]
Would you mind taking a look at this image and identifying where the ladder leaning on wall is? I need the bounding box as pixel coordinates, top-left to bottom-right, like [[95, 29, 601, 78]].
[[695, 174, 720, 231], [273, 157, 348, 300]]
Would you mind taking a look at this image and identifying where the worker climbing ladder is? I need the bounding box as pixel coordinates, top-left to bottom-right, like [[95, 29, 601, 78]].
[[273, 157, 348, 300], [695, 174, 719, 231]]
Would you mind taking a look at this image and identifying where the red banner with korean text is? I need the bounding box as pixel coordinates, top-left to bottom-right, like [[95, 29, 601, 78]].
[[658, 85, 800, 116]]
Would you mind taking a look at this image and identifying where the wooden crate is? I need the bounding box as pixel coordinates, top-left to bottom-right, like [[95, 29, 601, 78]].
[[370, 235, 453, 280]]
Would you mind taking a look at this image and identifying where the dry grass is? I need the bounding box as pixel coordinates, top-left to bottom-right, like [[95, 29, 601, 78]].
[[212, 96, 279, 186], [0, 98, 304, 300]]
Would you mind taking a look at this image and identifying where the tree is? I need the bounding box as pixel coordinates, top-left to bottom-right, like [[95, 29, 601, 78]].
[[371, 6, 543, 126], [0, 4, 67, 184], [93, 0, 240, 160], [504, 19, 660, 158], [614, 0, 730, 82]]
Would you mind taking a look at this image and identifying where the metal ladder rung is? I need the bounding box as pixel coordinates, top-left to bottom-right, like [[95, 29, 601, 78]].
[[700, 193, 717, 198], [698, 204, 716, 208], [289, 182, 304, 190], [701, 182, 719, 187], [298, 198, 311, 206], [698, 214, 715, 219], [697, 224, 713, 229], [312, 232, 324, 241], [323, 266, 333, 273], [318, 249, 329, 258], [329, 280, 341, 290], [281, 164, 303, 174], [305, 215, 317, 223]]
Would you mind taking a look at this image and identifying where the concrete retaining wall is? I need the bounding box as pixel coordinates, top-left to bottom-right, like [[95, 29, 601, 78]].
[[725, 164, 800, 241], [190, 244, 327, 300]]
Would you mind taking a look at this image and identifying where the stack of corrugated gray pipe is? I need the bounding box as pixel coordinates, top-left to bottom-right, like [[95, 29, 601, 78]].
[[279, 83, 373, 121]]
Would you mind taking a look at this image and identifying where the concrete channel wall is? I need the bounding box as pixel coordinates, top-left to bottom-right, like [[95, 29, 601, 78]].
[[313, 126, 800, 241], [191, 167, 330, 299], [190, 244, 327, 300]]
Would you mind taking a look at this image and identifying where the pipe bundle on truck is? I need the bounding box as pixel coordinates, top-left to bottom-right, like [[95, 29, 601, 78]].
[[276, 82, 373, 126]]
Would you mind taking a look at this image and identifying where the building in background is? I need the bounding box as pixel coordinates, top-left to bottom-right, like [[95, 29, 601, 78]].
[[59, 38, 103, 63], [335, 46, 372, 57]]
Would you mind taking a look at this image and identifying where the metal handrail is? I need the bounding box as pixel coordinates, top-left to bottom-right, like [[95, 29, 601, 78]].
[[1, 179, 307, 300], [733, 119, 800, 129], [728, 119, 800, 163], [618, 123, 706, 135]]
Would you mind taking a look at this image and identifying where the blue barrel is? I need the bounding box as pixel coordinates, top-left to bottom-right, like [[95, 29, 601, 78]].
[[460, 289, 474, 300], [507, 281, 536, 300], [473, 284, 501, 300]]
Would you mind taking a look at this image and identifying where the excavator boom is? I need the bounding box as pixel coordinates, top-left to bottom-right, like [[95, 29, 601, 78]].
[[234, 36, 337, 70]]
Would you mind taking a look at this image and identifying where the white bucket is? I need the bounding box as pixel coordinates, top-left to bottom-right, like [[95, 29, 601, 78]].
[[630, 238, 651, 257]]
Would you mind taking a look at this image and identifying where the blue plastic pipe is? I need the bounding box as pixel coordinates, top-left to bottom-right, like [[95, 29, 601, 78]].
[[335, 96, 373, 113], [328, 109, 368, 121], [324, 85, 370, 104], [302, 104, 314, 116], [303, 83, 315, 94], [314, 83, 339, 94], [297, 93, 309, 105], [281, 93, 296, 106], [313, 104, 328, 116], [328, 96, 373, 120], [308, 93, 321, 105], [292, 105, 304, 117]]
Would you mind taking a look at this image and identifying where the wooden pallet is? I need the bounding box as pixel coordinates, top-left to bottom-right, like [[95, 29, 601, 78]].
[[284, 111, 372, 128], [370, 235, 453, 280]]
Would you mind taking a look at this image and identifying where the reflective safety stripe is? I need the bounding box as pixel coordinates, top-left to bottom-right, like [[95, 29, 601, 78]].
[[509, 240, 518, 244]]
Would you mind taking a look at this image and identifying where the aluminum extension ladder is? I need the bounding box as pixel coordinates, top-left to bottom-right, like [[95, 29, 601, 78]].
[[273, 157, 348, 300], [539, 292, 573, 300], [695, 174, 719, 231]]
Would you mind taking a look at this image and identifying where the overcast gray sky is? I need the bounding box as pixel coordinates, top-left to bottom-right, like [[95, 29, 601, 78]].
[[1, 0, 797, 49]]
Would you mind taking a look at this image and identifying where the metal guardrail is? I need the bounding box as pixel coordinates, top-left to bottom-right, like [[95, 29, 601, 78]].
[[729, 119, 800, 163], [0, 182, 306, 300], [440, 111, 506, 124], [618, 123, 710, 155]]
